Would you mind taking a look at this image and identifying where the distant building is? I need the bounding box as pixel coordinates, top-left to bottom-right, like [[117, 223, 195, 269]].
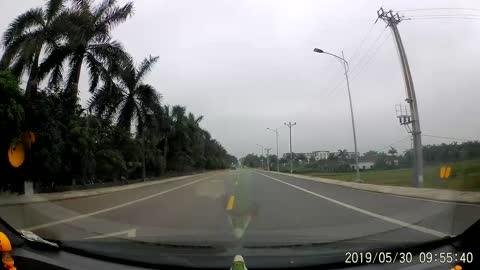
[[351, 161, 375, 170], [311, 150, 330, 160], [333, 151, 359, 159], [303, 153, 314, 159]]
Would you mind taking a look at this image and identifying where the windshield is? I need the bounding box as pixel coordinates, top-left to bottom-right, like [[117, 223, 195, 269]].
[[1, 0, 480, 268]]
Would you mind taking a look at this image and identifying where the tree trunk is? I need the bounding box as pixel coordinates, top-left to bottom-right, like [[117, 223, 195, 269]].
[[162, 135, 168, 174], [25, 45, 42, 98], [66, 55, 84, 111]]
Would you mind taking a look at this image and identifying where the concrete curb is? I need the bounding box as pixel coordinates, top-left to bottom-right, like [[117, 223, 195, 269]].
[[0, 171, 221, 207], [261, 170, 480, 204]]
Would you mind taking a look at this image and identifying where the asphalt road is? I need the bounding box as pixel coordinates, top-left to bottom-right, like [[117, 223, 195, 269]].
[[1, 169, 479, 248]]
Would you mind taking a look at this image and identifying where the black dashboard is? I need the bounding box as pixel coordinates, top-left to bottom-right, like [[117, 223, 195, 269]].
[[2, 218, 479, 270]]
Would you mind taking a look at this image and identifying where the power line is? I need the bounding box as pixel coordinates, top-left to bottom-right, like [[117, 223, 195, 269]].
[[317, 21, 381, 99], [422, 134, 479, 142], [322, 27, 389, 98], [406, 14, 480, 17], [348, 26, 388, 74], [348, 30, 391, 83], [328, 29, 391, 99], [398, 8, 480, 12], [346, 20, 379, 64], [408, 16, 480, 21], [375, 136, 412, 153]]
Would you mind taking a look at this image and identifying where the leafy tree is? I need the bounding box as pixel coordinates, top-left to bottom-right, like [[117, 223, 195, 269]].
[[0, 71, 25, 142], [0, 71, 25, 192], [242, 154, 262, 168], [362, 150, 379, 161]]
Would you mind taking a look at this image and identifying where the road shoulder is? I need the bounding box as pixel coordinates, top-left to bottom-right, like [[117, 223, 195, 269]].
[[258, 170, 480, 204], [0, 171, 223, 206]]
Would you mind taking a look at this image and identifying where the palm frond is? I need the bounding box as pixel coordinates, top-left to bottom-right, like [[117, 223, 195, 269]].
[[0, 33, 31, 68], [136, 83, 161, 111], [195, 115, 204, 124], [10, 56, 29, 79], [45, 0, 65, 22], [93, 0, 116, 19], [135, 55, 158, 84], [2, 8, 44, 46], [89, 82, 122, 118], [43, 9, 75, 45], [38, 44, 71, 80], [117, 95, 136, 131], [71, 0, 92, 13], [98, 2, 134, 32], [47, 62, 64, 90], [85, 52, 102, 93], [115, 54, 135, 91], [88, 40, 125, 63]]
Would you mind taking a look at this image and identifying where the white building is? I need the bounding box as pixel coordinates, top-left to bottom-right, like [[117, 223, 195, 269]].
[[351, 161, 375, 170], [312, 151, 330, 160]]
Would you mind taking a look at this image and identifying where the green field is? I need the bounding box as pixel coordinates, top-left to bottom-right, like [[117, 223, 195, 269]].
[[294, 160, 480, 191]]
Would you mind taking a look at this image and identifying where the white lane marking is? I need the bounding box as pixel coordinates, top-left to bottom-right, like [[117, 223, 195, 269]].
[[265, 171, 480, 207], [22, 175, 216, 231], [255, 172, 450, 238], [85, 228, 136, 240]]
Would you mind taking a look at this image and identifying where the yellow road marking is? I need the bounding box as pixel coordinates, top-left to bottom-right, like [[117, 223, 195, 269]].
[[226, 195, 235, 210]]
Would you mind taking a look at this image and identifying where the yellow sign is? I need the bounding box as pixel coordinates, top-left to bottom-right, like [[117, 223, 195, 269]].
[[7, 131, 36, 168], [440, 166, 452, 179], [8, 143, 25, 168]]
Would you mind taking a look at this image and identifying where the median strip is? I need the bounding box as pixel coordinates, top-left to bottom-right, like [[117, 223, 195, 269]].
[[255, 171, 450, 238]]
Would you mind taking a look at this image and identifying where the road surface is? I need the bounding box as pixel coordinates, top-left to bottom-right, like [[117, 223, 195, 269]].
[[1, 169, 479, 248]]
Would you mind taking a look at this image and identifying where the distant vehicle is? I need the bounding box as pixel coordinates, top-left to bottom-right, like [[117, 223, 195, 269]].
[[230, 164, 237, 170]]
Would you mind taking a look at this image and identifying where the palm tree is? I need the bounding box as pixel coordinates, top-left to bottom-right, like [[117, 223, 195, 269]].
[[90, 55, 161, 134], [40, 0, 133, 105], [0, 0, 65, 96], [187, 112, 205, 168], [337, 149, 349, 162], [159, 105, 173, 174]]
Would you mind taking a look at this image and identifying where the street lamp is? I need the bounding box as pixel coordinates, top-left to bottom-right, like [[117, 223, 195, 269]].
[[266, 128, 280, 172], [284, 122, 296, 174], [256, 143, 264, 169], [313, 48, 361, 182]]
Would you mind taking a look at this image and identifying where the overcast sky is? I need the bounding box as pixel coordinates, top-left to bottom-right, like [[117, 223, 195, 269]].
[[2, 0, 480, 158]]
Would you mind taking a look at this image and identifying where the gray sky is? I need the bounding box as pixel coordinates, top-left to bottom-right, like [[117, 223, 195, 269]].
[[2, 0, 480, 158]]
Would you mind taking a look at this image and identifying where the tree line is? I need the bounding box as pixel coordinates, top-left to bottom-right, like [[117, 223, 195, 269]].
[[0, 0, 236, 193], [241, 141, 480, 172]]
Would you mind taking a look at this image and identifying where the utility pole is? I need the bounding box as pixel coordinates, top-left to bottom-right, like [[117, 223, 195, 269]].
[[284, 122, 296, 173], [267, 128, 280, 172], [256, 144, 264, 169], [265, 148, 272, 171], [378, 8, 423, 187]]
